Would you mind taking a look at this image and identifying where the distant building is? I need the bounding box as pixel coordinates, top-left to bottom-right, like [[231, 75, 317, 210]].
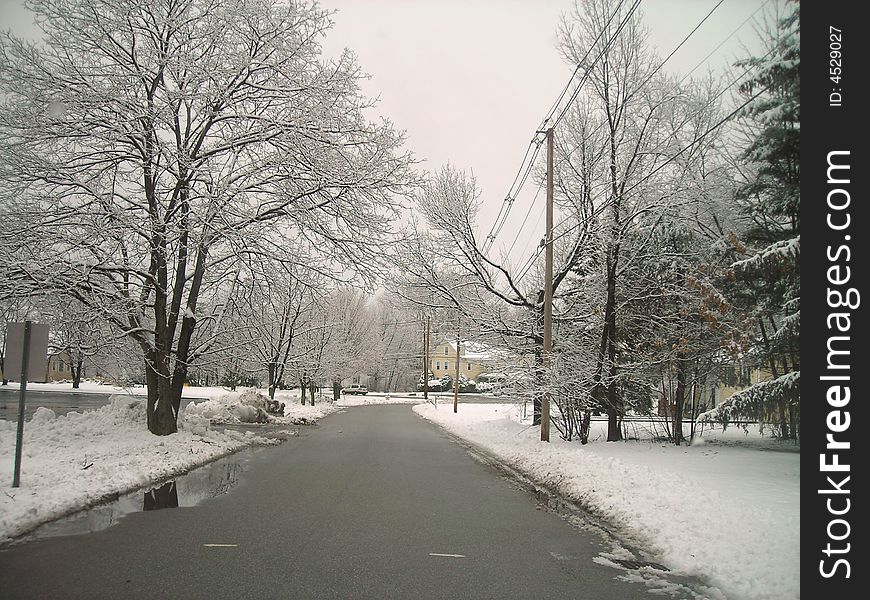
[[710, 364, 773, 406], [429, 339, 495, 382], [46, 351, 81, 382], [656, 362, 773, 417]]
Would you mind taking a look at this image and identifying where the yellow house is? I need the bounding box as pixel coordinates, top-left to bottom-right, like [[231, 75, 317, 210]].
[[429, 339, 492, 381], [46, 351, 82, 382], [657, 363, 773, 417], [712, 364, 773, 406]]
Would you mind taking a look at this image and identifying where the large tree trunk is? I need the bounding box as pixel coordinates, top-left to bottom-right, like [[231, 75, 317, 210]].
[[152, 398, 178, 435], [153, 376, 178, 435], [604, 261, 622, 442], [145, 351, 178, 436], [71, 356, 83, 389]]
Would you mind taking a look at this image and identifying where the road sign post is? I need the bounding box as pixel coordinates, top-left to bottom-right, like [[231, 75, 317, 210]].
[[6, 321, 50, 488], [13, 321, 31, 488]]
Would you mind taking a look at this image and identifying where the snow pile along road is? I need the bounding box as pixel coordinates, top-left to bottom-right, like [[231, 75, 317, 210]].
[[0, 395, 282, 542], [184, 388, 340, 425], [413, 403, 799, 600]]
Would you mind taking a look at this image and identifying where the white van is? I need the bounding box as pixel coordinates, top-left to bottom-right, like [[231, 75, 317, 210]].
[[341, 384, 368, 395]]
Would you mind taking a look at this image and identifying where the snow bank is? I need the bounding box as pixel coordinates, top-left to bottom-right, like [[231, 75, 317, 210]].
[[413, 403, 798, 600], [184, 388, 277, 424], [336, 392, 427, 407], [273, 391, 342, 423], [0, 395, 281, 543], [184, 388, 347, 425]]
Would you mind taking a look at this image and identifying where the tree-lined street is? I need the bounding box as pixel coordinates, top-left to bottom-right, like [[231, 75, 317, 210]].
[[0, 406, 690, 599], [0, 0, 803, 597]]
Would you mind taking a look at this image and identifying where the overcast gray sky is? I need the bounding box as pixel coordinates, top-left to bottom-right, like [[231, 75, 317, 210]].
[[316, 0, 769, 265], [1, 0, 770, 265]]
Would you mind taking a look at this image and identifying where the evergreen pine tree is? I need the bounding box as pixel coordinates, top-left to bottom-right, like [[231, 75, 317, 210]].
[[704, 2, 800, 439]]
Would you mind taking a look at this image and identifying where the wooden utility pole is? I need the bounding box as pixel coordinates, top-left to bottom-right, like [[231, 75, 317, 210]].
[[453, 318, 461, 413], [541, 127, 554, 442], [422, 314, 430, 403]]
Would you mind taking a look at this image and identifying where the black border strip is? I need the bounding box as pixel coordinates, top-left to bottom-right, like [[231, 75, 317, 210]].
[[803, 2, 866, 597]]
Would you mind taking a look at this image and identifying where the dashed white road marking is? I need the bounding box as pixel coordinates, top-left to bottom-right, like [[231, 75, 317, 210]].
[[429, 553, 466, 558], [203, 544, 238, 547], [549, 551, 577, 561]]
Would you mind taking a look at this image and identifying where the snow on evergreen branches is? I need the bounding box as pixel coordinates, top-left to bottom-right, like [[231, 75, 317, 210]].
[[732, 236, 799, 272], [699, 371, 799, 432]]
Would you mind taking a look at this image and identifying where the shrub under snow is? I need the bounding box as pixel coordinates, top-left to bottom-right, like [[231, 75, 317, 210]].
[[184, 388, 276, 424]]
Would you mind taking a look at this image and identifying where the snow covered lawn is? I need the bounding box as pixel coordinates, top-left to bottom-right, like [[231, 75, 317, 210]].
[[0, 389, 338, 543], [413, 403, 799, 600], [336, 392, 427, 406]]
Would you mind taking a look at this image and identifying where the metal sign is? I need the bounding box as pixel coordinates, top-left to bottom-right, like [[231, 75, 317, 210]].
[[5, 322, 50, 382], [6, 321, 51, 488]]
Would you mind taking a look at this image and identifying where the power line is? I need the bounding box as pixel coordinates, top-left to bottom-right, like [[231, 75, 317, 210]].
[[497, 0, 768, 290], [642, 0, 725, 88], [481, 138, 537, 252], [550, 0, 644, 130], [482, 137, 544, 253], [511, 0, 718, 281], [548, 82, 772, 249], [506, 180, 545, 258], [679, 0, 771, 84], [482, 0, 640, 254], [554, 0, 772, 173], [516, 0, 773, 283], [543, 2, 775, 249]]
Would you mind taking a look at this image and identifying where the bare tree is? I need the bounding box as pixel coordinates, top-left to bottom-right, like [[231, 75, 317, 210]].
[[0, 0, 416, 434], [554, 0, 730, 440], [393, 165, 584, 425], [35, 298, 108, 388], [230, 260, 318, 399]]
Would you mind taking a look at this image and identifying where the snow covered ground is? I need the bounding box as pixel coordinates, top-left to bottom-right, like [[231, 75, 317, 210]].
[[0, 382, 426, 543], [336, 391, 427, 406], [0, 384, 341, 543], [2, 382, 799, 600], [0, 380, 220, 397], [413, 402, 799, 600]]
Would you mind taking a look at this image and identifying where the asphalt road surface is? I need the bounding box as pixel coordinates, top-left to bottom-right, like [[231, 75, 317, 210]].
[[0, 405, 690, 599]]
